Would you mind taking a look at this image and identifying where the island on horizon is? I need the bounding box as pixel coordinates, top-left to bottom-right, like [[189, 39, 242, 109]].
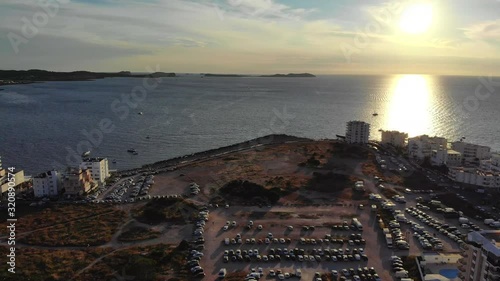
[[202, 72, 316, 78], [0, 69, 176, 86]]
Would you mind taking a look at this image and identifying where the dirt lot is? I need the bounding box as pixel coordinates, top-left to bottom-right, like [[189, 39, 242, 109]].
[[200, 204, 394, 281], [148, 141, 372, 203]]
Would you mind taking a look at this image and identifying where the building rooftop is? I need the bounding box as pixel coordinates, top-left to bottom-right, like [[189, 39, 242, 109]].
[[34, 170, 56, 178], [82, 157, 107, 162], [467, 230, 500, 256]]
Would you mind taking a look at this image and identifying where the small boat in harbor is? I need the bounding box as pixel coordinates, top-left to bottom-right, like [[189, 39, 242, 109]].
[[146, 135, 150, 139], [138, 112, 143, 115], [127, 148, 136, 153], [112, 159, 117, 163], [132, 151, 138, 155], [81, 150, 90, 157]]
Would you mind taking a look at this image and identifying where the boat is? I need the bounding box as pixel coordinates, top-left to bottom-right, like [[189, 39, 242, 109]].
[[127, 148, 136, 153], [132, 151, 139, 155], [372, 112, 379, 116], [112, 159, 117, 163], [138, 112, 143, 115], [146, 135, 150, 139], [81, 150, 90, 157]]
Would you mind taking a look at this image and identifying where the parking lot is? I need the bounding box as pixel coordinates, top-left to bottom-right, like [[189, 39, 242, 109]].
[[191, 204, 406, 281]]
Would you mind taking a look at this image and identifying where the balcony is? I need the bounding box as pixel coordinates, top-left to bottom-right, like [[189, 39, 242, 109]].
[[459, 258, 467, 265], [459, 265, 467, 272]]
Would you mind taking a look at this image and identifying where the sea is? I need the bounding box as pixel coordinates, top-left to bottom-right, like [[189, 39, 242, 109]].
[[1, 74, 499, 175]]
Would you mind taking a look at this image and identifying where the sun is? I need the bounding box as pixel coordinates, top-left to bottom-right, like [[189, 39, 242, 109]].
[[399, 3, 433, 34]]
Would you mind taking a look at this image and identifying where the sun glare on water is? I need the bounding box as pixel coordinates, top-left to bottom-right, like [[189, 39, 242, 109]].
[[399, 3, 433, 34]]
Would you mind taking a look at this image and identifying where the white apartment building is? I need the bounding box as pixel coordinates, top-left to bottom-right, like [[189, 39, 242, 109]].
[[449, 167, 500, 189], [451, 141, 491, 163], [431, 149, 462, 167], [480, 156, 500, 172], [381, 130, 408, 147], [408, 135, 448, 159], [459, 230, 500, 281], [80, 157, 109, 185], [345, 121, 370, 144], [33, 170, 60, 197]]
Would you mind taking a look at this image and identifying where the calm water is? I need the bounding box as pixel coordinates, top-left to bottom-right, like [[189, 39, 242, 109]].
[[1, 74, 499, 174]]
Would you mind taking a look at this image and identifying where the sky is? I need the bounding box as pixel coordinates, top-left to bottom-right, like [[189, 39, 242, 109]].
[[0, 0, 499, 75]]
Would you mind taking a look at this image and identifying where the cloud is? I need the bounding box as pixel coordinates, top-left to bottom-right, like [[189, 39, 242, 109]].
[[225, 0, 314, 20], [0, 0, 499, 75], [463, 20, 500, 42]]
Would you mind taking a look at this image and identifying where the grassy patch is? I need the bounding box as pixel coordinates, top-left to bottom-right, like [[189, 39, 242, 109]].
[[74, 242, 190, 281], [1, 204, 121, 235], [0, 246, 111, 281], [17, 206, 127, 246], [118, 226, 161, 242]]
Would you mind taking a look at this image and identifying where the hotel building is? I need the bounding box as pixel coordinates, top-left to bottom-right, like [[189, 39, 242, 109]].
[[61, 168, 94, 195], [345, 121, 370, 144], [80, 157, 109, 185], [380, 130, 408, 148], [451, 141, 491, 164], [408, 135, 448, 159], [33, 170, 60, 197]]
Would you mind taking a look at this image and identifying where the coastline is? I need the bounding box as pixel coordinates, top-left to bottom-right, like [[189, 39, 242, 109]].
[[117, 134, 312, 176]]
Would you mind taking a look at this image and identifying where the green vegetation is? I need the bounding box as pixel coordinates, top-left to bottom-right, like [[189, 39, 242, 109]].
[[118, 226, 161, 242], [220, 180, 281, 204], [402, 171, 436, 190], [330, 143, 370, 159], [306, 156, 321, 167], [402, 256, 423, 281], [133, 197, 198, 224], [306, 171, 355, 193], [421, 156, 450, 174]]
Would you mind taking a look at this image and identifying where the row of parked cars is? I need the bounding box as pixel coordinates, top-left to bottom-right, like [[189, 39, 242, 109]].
[[222, 245, 369, 263], [330, 266, 382, 281], [187, 208, 210, 278], [389, 256, 410, 279], [223, 233, 364, 246], [406, 206, 462, 248]]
